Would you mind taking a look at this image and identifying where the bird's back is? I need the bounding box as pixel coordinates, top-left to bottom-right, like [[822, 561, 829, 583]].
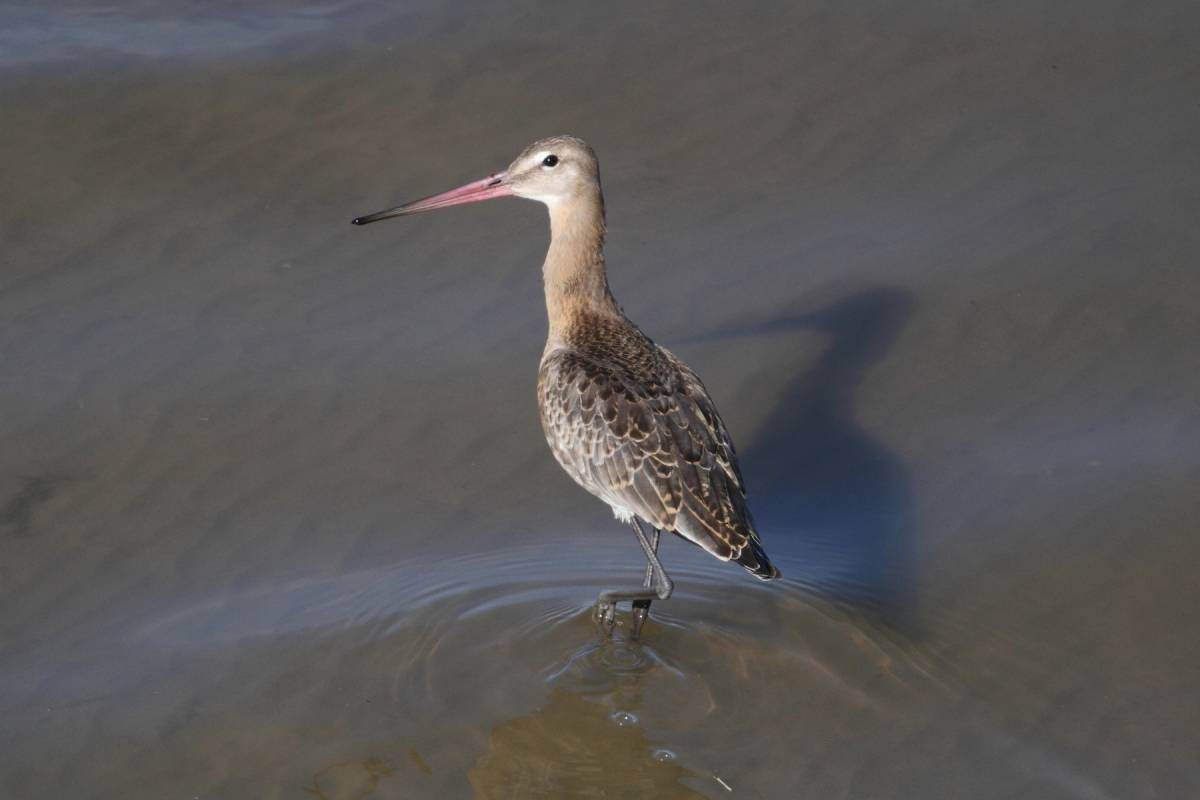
[[537, 310, 780, 580]]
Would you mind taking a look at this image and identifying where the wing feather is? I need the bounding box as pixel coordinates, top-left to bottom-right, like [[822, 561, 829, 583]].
[[538, 341, 776, 579]]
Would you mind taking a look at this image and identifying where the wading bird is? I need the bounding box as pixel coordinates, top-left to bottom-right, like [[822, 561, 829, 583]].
[[353, 136, 779, 637]]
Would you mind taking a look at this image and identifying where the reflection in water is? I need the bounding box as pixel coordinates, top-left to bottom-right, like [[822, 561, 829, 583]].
[[132, 543, 941, 796], [469, 689, 708, 799], [304, 757, 395, 800], [451, 546, 941, 798], [273, 545, 937, 797]]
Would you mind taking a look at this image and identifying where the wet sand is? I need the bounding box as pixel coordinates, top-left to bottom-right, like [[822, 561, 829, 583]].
[[2, 1, 1199, 797]]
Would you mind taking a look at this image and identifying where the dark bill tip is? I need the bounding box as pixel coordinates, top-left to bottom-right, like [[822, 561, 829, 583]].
[[350, 209, 399, 226], [350, 172, 512, 229]]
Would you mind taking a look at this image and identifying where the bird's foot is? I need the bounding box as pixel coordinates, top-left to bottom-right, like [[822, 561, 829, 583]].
[[630, 598, 652, 639], [594, 599, 617, 634], [594, 588, 657, 638]]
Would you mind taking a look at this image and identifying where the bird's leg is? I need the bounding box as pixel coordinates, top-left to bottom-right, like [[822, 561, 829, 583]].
[[640, 527, 659, 588], [593, 520, 673, 638], [631, 519, 673, 600], [630, 525, 661, 639]]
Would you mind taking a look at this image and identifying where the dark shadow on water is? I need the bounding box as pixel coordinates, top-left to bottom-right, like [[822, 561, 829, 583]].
[[712, 288, 918, 630]]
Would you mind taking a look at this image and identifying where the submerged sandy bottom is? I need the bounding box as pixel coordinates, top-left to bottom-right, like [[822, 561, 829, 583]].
[[1, 1, 1198, 797]]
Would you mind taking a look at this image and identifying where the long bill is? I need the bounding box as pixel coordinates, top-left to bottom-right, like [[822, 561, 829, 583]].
[[351, 172, 512, 225]]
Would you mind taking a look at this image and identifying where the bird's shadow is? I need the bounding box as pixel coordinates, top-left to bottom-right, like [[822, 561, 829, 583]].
[[695, 288, 918, 631]]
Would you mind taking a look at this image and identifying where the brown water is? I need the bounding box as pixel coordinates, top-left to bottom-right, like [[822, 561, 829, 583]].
[[2, 1, 1199, 797]]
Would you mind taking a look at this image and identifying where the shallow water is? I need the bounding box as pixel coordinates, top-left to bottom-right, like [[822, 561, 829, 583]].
[[2, 1, 1199, 797]]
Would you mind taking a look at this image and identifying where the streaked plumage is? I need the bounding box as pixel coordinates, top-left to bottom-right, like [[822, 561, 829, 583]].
[[353, 134, 780, 598], [538, 311, 778, 578]]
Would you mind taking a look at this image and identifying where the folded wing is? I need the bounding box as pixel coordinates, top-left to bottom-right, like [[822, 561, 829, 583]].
[[538, 347, 779, 579]]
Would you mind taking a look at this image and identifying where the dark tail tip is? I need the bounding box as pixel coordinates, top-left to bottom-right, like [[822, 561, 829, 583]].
[[738, 539, 782, 581], [752, 562, 783, 581]]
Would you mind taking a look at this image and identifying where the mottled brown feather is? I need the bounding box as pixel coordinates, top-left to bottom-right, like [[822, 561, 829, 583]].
[[538, 311, 779, 579]]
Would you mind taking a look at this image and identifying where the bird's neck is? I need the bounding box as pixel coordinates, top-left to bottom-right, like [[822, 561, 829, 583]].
[[543, 190, 619, 342]]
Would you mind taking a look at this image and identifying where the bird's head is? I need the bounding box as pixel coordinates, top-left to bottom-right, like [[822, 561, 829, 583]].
[[504, 135, 600, 205], [351, 135, 599, 226]]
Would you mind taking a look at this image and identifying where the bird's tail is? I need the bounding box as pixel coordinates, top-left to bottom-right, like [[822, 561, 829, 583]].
[[736, 537, 782, 580]]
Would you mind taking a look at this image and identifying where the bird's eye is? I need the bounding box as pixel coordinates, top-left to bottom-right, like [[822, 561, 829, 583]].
[[542, 155, 559, 167]]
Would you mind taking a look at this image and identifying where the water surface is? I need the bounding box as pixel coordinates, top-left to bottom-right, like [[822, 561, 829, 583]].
[[2, 1, 1198, 797]]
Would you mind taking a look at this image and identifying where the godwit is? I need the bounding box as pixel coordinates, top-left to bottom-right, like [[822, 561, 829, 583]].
[[353, 136, 780, 637]]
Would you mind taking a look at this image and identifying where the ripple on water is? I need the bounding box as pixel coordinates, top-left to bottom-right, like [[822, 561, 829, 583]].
[[346, 544, 957, 795], [134, 542, 956, 796], [137, 541, 947, 700]]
